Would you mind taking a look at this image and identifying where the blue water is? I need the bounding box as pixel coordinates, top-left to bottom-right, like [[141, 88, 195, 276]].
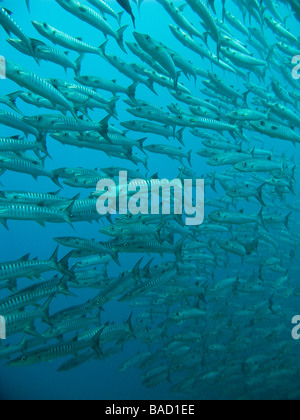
[[0, 0, 300, 400]]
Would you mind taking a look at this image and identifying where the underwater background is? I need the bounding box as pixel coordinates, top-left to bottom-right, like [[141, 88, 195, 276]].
[[0, 0, 299, 400]]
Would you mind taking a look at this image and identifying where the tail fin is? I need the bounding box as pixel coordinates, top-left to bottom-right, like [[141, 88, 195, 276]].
[[50, 173, 62, 188], [117, 11, 124, 26], [187, 150, 192, 167], [137, 137, 148, 155], [7, 91, 23, 114], [176, 127, 185, 146], [108, 96, 120, 117], [285, 212, 292, 229], [258, 207, 267, 230], [63, 201, 75, 229], [58, 275, 76, 297], [117, 25, 129, 53], [98, 115, 111, 139], [256, 183, 266, 206], [145, 79, 157, 95], [132, 257, 143, 282], [127, 82, 139, 101], [37, 132, 50, 157], [126, 312, 136, 338], [49, 245, 59, 270], [75, 54, 84, 76], [58, 251, 74, 275], [39, 295, 54, 325], [99, 40, 109, 57], [175, 238, 185, 263]]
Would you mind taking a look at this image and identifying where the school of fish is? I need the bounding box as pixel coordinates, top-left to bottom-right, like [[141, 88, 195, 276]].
[[0, 0, 300, 400]]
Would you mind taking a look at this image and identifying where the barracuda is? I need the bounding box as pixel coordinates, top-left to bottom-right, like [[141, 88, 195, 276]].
[[30, 22, 102, 58], [209, 209, 265, 226], [0, 276, 74, 315], [0, 7, 36, 59], [100, 221, 164, 243], [208, 73, 248, 103], [100, 44, 156, 95], [0, 247, 68, 282], [225, 12, 250, 36], [0, 136, 47, 155], [63, 175, 115, 189], [0, 154, 61, 188], [0, 190, 72, 206], [55, 0, 128, 53], [265, 16, 299, 45], [111, 238, 185, 262], [131, 64, 191, 94], [42, 315, 100, 341], [49, 78, 115, 107], [221, 47, 268, 69], [6, 328, 104, 367], [169, 91, 219, 113], [8, 38, 82, 75], [121, 120, 185, 145], [265, 102, 300, 128], [249, 121, 300, 144], [17, 91, 63, 113], [185, 0, 220, 57], [0, 337, 27, 361], [23, 114, 110, 135], [169, 24, 210, 60], [227, 183, 266, 206], [227, 108, 268, 122], [144, 144, 192, 166], [74, 75, 137, 100], [0, 110, 40, 139], [5, 61, 75, 115], [271, 81, 296, 108], [157, 0, 205, 41], [119, 264, 177, 301], [87, 0, 123, 24], [127, 106, 175, 127], [0, 92, 22, 114], [126, 42, 169, 76], [133, 32, 179, 87], [54, 237, 120, 265], [0, 201, 74, 228], [190, 116, 241, 133], [207, 152, 252, 166], [4, 297, 53, 337], [89, 315, 135, 344], [234, 158, 284, 173]]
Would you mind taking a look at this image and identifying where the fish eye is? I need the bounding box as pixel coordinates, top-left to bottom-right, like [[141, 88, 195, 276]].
[[145, 35, 150, 41], [22, 356, 27, 362], [242, 162, 247, 167], [110, 226, 115, 231], [123, 243, 129, 248]]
